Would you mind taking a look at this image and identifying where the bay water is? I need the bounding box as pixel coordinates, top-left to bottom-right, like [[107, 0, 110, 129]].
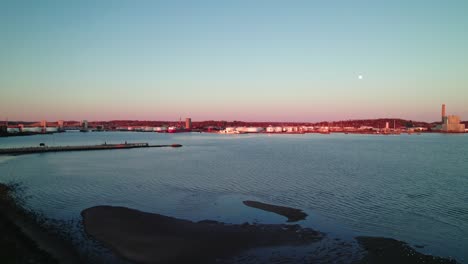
[[0, 132, 467, 262]]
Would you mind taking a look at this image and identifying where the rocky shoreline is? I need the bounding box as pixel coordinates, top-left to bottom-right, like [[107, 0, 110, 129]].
[[0, 183, 81, 264]]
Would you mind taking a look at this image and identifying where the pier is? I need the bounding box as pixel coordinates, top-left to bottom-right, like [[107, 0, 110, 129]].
[[0, 143, 182, 155]]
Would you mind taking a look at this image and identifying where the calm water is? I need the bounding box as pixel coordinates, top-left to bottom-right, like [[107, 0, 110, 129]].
[[0, 132, 467, 263]]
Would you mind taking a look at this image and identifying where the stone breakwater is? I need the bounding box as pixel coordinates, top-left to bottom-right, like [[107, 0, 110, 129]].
[[243, 200, 308, 222], [0, 143, 183, 155]]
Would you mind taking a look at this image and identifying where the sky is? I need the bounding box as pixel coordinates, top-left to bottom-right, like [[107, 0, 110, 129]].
[[1, 0, 467, 122]]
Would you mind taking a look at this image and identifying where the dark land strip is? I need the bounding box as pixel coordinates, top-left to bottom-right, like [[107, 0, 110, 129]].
[[355, 236, 458, 264]]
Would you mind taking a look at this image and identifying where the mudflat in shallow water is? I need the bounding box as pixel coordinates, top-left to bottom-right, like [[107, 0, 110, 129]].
[[0, 132, 467, 263]]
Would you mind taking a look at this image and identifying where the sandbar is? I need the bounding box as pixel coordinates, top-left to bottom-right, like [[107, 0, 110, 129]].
[[81, 205, 323, 263]]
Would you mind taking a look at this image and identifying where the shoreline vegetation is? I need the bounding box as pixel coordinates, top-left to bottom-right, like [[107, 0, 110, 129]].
[[0, 183, 460, 264]]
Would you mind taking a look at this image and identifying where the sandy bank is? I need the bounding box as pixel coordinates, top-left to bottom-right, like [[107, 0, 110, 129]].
[[82, 205, 323, 264], [243, 200, 308, 222]]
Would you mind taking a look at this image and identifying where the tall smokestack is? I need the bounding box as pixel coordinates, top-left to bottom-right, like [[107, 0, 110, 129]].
[[442, 104, 446, 119]]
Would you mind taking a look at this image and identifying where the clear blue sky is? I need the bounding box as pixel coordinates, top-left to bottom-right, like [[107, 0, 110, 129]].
[[1, 0, 467, 121]]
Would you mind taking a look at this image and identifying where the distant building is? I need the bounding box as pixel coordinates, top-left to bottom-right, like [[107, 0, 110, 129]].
[[7, 127, 20, 133], [58, 120, 64, 129], [442, 115, 465, 132], [21, 127, 42, 133], [154, 127, 168, 132], [235, 127, 263, 133], [81, 120, 88, 130], [266, 126, 275, 133], [185, 118, 192, 129], [45, 127, 58, 132], [266, 126, 283, 133], [284, 126, 299, 132], [40, 120, 47, 128], [438, 104, 465, 133]]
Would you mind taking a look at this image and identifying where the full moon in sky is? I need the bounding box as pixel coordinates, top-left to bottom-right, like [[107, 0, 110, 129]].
[[358, 75, 363, 80]]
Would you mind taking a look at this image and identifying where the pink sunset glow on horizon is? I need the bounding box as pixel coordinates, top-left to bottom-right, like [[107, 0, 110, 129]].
[[2, 103, 467, 123]]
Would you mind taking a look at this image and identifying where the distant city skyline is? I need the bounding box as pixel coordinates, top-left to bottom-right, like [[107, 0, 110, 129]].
[[1, 1, 468, 122]]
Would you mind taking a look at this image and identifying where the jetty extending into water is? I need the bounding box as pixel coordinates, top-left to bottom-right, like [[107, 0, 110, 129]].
[[0, 143, 182, 155]]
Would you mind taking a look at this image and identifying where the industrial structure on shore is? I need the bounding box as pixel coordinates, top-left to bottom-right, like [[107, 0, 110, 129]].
[[434, 104, 465, 133], [1, 105, 466, 136], [1, 120, 62, 134]]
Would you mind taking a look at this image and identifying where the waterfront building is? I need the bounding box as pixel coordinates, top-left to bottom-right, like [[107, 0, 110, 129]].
[[45, 127, 58, 132], [437, 104, 465, 133], [219, 127, 241, 134], [442, 115, 465, 132], [185, 118, 192, 129], [21, 127, 42, 133], [284, 126, 299, 132], [7, 127, 20, 133], [247, 127, 264, 133], [235, 127, 263, 133], [154, 127, 168, 132], [81, 120, 88, 130], [343, 127, 356, 132], [266, 126, 284, 133]]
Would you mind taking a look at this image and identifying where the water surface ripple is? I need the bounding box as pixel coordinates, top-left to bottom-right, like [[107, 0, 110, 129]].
[[0, 132, 467, 263]]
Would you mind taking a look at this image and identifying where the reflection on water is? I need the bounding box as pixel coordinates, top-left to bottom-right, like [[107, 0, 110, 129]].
[[0, 132, 467, 263]]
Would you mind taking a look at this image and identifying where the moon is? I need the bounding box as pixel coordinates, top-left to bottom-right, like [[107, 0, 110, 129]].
[[358, 75, 363, 80]]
